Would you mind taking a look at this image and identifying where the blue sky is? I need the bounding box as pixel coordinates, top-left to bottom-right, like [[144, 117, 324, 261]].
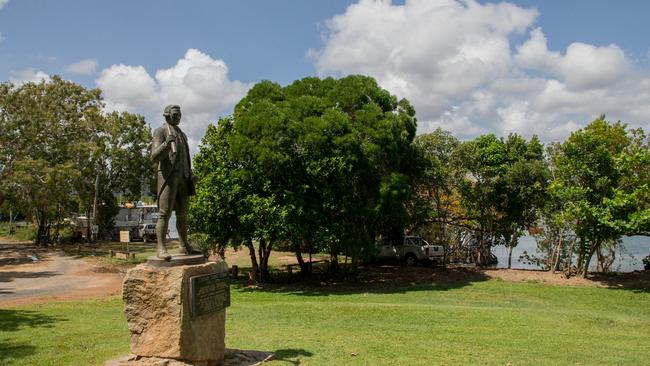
[[1, 0, 649, 151]]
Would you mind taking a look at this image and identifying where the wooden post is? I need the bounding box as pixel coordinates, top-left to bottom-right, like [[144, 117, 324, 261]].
[[119, 230, 131, 260]]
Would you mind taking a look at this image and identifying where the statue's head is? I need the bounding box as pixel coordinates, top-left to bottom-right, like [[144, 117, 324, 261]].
[[163, 105, 182, 126]]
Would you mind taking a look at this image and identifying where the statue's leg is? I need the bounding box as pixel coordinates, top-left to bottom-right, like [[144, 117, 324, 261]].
[[156, 176, 176, 260], [176, 179, 198, 254]]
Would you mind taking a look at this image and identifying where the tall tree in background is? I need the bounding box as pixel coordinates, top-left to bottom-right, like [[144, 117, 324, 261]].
[[0, 77, 152, 244], [453, 133, 547, 267], [91, 112, 153, 237], [0, 77, 103, 243], [552, 117, 650, 276], [496, 134, 549, 268], [527, 143, 577, 273], [410, 129, 464, 246]]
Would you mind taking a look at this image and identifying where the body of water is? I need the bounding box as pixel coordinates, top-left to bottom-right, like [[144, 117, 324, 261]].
[[492, 235, 649, 272], [171, 212, 648, 272]]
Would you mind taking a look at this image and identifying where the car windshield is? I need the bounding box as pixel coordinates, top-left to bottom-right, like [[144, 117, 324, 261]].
[[406, 237, 429, 246]]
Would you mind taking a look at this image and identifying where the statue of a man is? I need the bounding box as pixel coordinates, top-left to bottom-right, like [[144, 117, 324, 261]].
[[151, 105, 198, 259]]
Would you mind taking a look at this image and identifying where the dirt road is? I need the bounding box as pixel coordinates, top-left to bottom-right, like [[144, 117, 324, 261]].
[[0, 239, 123, 307]]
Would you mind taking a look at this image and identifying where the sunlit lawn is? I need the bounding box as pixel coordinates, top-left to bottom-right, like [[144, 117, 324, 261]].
[[2, 278, 649, 365]]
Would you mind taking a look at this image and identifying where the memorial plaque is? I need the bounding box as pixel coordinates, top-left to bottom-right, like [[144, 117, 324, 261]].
[[119, 230, 130, 243], [189, 272, 230, 317]]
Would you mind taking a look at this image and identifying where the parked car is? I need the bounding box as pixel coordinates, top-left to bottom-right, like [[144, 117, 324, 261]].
[[138, 223, 157, 242], [376, 235, 445, 266]]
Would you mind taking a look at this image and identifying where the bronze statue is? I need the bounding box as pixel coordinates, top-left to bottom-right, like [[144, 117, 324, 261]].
[[151, 105, 199, 259]]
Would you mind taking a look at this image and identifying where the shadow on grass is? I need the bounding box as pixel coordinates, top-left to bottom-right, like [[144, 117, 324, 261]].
[[0, 271, 59, 283], [233, 265, 489, 296], [0, 342, 37, 364], [274, 348, 314, 365], [589, 271, 650, 293], [0, 257, 38, 266], [0, 309, 67, 364], [0, 242, 48, 266]]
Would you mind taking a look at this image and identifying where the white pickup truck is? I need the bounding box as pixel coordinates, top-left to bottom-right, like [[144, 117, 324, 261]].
[[376, 235, 445, 266], [137, 223, 157, 242]]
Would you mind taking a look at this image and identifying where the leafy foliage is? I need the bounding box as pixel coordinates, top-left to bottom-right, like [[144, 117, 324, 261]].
[[0, 77, 152, 243], [551, 116, 650, 275], [415, 132, 548, 267], [190, 76, 419, 279]]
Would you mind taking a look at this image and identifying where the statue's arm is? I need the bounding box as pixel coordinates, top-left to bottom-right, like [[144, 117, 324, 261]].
[[151, 127, 169, 162]]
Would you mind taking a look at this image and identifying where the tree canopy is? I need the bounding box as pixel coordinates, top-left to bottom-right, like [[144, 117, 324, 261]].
[[550, 116, 650, 276], [0, 76, 153, 243], [191, 75, 419, 279]]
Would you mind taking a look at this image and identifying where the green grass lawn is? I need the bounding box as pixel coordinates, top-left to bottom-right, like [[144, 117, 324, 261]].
[[1, 279, 648, 365], [0, 222, 36, 242]]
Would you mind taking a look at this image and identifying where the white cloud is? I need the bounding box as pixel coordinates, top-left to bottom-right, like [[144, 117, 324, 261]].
[[96, 48, 250, 154], [311, 0, 650, 141], [65, 58, 98, 75], [10, 68, 51, 85], [558, 43, 629, 90]]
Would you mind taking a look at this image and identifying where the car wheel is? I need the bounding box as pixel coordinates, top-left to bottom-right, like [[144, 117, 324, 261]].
[[405, 254, 417, 266], [143, 235, 148, 243]]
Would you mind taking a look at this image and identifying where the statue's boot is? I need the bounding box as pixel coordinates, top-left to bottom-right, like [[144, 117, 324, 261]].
[[157, 243, 172, 261], [178, 242, 202, 255]]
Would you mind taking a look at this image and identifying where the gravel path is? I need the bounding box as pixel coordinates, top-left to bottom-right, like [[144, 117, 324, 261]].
[[0, 239, 123, 307]]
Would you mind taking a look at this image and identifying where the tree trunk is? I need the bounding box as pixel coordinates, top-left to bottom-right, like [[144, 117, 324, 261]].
[[575, 238, 585, 275], [258, 238, 267, 282], [262, 237, 273, 282], [596, 248, 603, 272], [295, 243, 306, 274], [476, 229, 492, 267], [245, 238, 259, 282], [595, 247, 615, 273], [330, 242, 339, 273], [256, 237, 273, 283], [551, 234, 563, 274], [35, 210, 48, 246], [507, 245, 513, 269], [582, 242, 598, 278], [566, 236, 574, 273]]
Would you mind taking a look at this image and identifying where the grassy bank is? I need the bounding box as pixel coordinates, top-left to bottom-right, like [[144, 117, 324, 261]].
[[1, 280, 648, 365]]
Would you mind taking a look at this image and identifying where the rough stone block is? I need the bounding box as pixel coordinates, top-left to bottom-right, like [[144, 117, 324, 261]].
[[122, 261, 228, 363]]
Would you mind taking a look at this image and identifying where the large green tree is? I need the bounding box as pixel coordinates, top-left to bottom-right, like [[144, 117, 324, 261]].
[[88, 111, 153, 238], [455, 133, 548, 267], [0, 77, 152, 243], [410, 129, 464, 247], [191, 75, 419, 278], [496, 134, 549, 268], [552, 117, 650, 276]]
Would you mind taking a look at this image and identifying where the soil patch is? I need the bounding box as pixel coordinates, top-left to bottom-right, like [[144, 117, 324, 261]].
[[0, 240, 123, 307]]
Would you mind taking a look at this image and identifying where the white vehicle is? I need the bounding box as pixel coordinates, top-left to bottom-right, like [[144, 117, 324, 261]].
[[138, 223, 157, 242], [376, 236, 445, 266]]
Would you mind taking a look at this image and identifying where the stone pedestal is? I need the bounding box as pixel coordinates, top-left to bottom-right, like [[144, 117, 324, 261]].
[[122, 261, 229, 365]]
